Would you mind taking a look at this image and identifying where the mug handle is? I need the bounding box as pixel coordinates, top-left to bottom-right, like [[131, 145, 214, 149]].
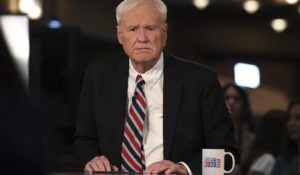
[[224, 152, 235, 174]]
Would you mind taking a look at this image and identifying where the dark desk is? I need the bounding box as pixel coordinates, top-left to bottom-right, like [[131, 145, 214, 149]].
[[49, 172, 144, 175], [49, 173, 173, 175]]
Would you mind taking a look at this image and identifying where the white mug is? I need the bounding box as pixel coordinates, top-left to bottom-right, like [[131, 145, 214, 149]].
[[202, 149, 235, 175]]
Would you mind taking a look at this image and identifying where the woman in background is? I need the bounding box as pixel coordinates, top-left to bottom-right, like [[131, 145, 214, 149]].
[[223, 83, 256, 161], [271, 98, 300, 175], [241, 110, 287, 175]]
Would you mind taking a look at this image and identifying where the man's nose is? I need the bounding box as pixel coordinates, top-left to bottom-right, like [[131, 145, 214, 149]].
[[137, 29, 148, 42]]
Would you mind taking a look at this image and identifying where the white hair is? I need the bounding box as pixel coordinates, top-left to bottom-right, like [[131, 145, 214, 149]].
[[116, 0, 167, 24]]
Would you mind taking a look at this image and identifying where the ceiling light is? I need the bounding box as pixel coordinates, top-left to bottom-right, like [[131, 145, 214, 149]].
[[286, 0, 298, 5], [193, 0, 210, 10], [271, 18, 288, 33], [243, 0, 260, 14], [19, 0, 42, 20]]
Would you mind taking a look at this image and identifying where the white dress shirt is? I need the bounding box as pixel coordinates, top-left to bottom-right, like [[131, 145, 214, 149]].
[[128, 53, 192, 174], [128, 53, 164, 167]]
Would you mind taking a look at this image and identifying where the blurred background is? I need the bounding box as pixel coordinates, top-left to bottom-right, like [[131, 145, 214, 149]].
[[0, 0, 299, 172]]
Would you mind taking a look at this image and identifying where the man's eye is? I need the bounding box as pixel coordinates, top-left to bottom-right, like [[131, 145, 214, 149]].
[[147, 27, 156, 31], [129, 28, 137, 32]]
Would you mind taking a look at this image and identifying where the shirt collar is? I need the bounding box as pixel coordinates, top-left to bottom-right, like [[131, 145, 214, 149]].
[[129, 52, 164, 89]]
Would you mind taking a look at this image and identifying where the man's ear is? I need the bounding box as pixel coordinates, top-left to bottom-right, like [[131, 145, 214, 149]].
[[164, 23, 168, 33], [117, 25, 123, 44], [163, 23, 168, 46]]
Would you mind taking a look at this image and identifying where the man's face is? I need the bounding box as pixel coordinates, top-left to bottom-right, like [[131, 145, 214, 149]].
[[117, 2, 167, 69]]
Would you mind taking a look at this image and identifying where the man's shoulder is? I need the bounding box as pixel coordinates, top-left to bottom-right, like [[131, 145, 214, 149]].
[[165, 53, 216, 76], [89, 53, 126, 66], [86, 53, 128, 71]]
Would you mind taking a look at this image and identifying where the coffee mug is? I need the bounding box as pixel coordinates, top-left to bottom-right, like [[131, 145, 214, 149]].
[[202, 149, 235, 175]]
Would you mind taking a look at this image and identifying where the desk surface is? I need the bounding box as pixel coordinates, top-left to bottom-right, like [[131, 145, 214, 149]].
[[49, 172, 146, 175]]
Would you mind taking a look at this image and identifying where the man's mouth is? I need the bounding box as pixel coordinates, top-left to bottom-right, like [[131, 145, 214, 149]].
[[136, 48, 150, 50], [135, 48, 151, 53]]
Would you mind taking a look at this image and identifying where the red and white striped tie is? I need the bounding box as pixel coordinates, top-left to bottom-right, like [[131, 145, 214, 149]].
[[121, 75, 146, 172]]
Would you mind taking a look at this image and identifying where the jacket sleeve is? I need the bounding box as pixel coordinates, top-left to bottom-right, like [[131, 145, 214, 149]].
[[73, 66, 101, 170], [187, 71, 239, 173]]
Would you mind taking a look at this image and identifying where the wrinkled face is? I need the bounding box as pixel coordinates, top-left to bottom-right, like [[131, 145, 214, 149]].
[[224, 87, 243, 120], [117, 1, 167, 70], [287, 103, 300, 142]]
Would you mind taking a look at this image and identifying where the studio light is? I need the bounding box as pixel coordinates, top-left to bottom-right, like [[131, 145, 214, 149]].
[[193, 0, 210, 10], [271, 18, 288, 33], [234, 62, 260, 88], [19, 0, 42, 20], [243, 0, 260, 14], [0, 15, 30, 89]]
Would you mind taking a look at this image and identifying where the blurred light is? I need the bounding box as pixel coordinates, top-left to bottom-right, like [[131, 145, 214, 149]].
[[286, 0, 298, 4], [298, 5, 300, 14], [19, 0, 42, 20], [243, 0, 260, 14], [193, 0, 210, 10], [0, 15, 30, 88], [271, 18, 288, 33], [7, 0, 19, 13], [234, 62, 260, 88], [48, 19, 62, 29]]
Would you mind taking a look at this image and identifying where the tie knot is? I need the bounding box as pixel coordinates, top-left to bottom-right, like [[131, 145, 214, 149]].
[[136, 75, 145, 87]]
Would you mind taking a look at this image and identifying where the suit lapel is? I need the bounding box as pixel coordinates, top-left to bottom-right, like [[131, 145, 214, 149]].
[[107, 55, 129, 165], [163, 54, 183, 159]]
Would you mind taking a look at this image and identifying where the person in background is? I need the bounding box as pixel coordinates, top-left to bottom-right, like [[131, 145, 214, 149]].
[[241, 110, 287, 175], [74, 0, 238, 174], [223, 83, 255, 175], [271, 98, 300, 175], [223, 83, 256, 161]]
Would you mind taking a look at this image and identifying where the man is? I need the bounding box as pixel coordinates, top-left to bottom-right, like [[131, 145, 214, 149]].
[[74, 0, 238, 174]]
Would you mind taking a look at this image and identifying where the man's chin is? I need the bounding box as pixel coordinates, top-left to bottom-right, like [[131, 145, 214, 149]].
[[132, 54, 153, 61]]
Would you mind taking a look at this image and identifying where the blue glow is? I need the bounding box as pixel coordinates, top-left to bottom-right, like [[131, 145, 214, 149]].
[[48, 20, 61, 29]]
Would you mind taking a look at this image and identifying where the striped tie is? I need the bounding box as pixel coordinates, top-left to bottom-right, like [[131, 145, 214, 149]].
[[121, 75, 146, 173]]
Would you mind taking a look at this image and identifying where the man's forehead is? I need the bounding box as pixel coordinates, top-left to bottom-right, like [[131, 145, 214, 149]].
[[119, 16, 163, 26], [119, 2, 164, 22]]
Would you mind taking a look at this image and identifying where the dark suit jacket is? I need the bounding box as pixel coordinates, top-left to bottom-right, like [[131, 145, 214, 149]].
[[74, 53, 239, 173]]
